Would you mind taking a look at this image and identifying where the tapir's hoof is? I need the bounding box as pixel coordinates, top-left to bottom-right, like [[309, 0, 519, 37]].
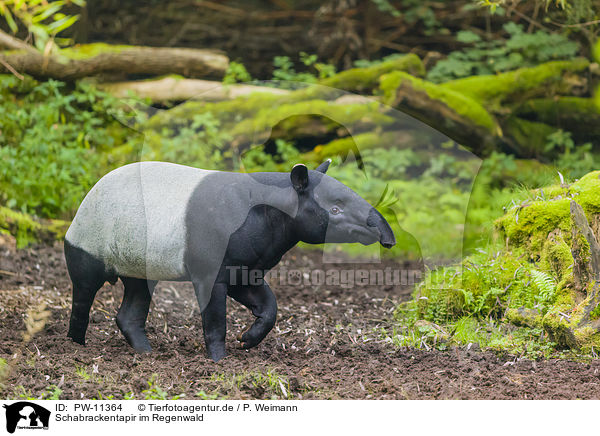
[[67, 332, 86, 346], [236, 331, 249, 349], [132, 344, 152, 354], [236, 330, 259, 349], [69, 337, 86, 346], [207, 348, 227, 362]]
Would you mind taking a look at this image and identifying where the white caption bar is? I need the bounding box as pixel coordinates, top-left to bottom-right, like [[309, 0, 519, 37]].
[[0, 400, 596, 435]]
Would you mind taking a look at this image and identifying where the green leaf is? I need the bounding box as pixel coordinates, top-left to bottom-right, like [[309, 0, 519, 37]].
[[2, 7, 19, 33], [456, 30, 481, 44], [31, 3, 65, 23], [46, 14, 79, 34]]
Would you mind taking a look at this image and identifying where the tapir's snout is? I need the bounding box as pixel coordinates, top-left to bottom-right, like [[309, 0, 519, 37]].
[[367, 208, 396, 249]]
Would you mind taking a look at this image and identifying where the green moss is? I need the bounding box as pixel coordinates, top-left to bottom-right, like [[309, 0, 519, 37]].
[[297, 130, 410, 165], [399, 170, 600, 355], [441, 58, 590, 106], [505, 308, 542, 328], [589, 297, 600, 321], [0, 207, 67, 248], [149, 57, 421, 133], [593, 38, 600, 64], [495, 171, 600, 253], [320, 54, 425, 93], [379, 71, 498, 135], [540, 231, 573, 283], [541, 311, 578, 348], [572, 326, 600, 353], [553, 282, 575, 310], [61, 43, 132, 60], [412, 247, 555, 324], [518, 96, 600, 117], [146, 92, 285, 130], [496, 199, 571, 254], [231, 99, 393, 139], [516, 97, 600, 137], [503, 117, 558, 157]]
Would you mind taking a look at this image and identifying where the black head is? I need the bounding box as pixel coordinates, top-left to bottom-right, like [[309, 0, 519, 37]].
[[290, 161, 396, 248]]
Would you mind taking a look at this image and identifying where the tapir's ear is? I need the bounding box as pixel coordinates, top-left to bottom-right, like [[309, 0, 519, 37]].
[[290, 164, 309, 192], [315, 159, 331, 174]]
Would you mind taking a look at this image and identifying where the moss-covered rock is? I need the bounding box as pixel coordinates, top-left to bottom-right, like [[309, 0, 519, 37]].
[[496, 171, 600, 254], [409, 171, 600, 352]]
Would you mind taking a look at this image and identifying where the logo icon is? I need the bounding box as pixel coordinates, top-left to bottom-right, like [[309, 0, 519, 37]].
[[3, 402, 50, 433]]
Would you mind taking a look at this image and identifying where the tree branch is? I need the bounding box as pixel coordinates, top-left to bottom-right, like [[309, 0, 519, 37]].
[[0, 34, 229, 81]]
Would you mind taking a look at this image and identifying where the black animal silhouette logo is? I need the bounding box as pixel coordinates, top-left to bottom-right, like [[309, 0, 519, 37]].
[[3, 402, 50, 433]]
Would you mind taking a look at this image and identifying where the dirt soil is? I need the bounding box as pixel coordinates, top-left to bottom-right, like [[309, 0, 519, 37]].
[[1, 240, 600, 400]]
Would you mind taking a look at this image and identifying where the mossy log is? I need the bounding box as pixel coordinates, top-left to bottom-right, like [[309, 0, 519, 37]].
[[145, 90, 399, 152], [0, 31, 228, 81], [380, 71, 501, 155], [516, 97, 600, 139], [136, 57, 593, 159], [102, 54, 423, 103], [101, 77, 288, 102], [318, 54, 425, 94], [289, 130, 421, 168], [379, 59, 592, 157], [502, 117, 558, 157], [441, 58, 590, 107], [593, 38, 600, 64]]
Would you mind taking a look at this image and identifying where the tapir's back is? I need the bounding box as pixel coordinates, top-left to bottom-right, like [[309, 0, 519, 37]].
[[66, 161, 214, 280]]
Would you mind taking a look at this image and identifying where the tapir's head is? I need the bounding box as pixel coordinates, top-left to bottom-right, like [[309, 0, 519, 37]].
[[290, 160, 396, 249]]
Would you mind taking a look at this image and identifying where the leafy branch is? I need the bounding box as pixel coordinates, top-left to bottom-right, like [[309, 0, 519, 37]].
[[0, 0, 85, 52]]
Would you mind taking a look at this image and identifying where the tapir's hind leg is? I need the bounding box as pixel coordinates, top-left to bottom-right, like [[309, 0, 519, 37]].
[[65, 240, 109, 345], [228, 282, 277, 349], [116, 277, 156, 353]]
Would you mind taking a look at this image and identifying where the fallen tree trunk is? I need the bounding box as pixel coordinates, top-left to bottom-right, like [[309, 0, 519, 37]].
[[0, 31, 228, 81], [133, 57, 592, 159], [380, 71, 502, 155], [441, 58, 590, 106], [516, 97, 600, 140], [102, 54, 423, 103], [380, 59, 593, 157], [101, 77, 288, 101]]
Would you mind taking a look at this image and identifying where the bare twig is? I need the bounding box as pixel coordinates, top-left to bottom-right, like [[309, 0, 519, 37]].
[[0, 57, 24, 80], [0, 29, 35, 52], [550, 19, 600, 28], [505, 6, 550, 32]]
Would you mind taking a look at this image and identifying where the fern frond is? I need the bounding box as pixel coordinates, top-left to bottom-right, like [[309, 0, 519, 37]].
[[529, 269, 557, 302]]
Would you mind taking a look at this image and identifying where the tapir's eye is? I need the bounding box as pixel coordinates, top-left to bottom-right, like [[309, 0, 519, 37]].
[[330, 206, 342, 215]]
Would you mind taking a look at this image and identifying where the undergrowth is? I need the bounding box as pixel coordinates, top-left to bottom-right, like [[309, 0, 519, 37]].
[[427, 22, 579, 82]]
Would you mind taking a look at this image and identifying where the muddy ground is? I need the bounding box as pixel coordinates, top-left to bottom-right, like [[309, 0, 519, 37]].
[[1, 239, 600, 400]]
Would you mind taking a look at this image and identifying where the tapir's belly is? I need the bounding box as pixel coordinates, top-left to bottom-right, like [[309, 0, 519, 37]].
[[65, 162, 214, 281]]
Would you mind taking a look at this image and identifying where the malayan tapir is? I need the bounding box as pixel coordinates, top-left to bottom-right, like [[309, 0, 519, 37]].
[[64, 160, 396, 361]]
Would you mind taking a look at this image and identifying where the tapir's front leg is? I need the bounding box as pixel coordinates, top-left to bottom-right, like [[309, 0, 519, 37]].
[[198, 282, 228, 362], [228, 281, 277, 349]]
